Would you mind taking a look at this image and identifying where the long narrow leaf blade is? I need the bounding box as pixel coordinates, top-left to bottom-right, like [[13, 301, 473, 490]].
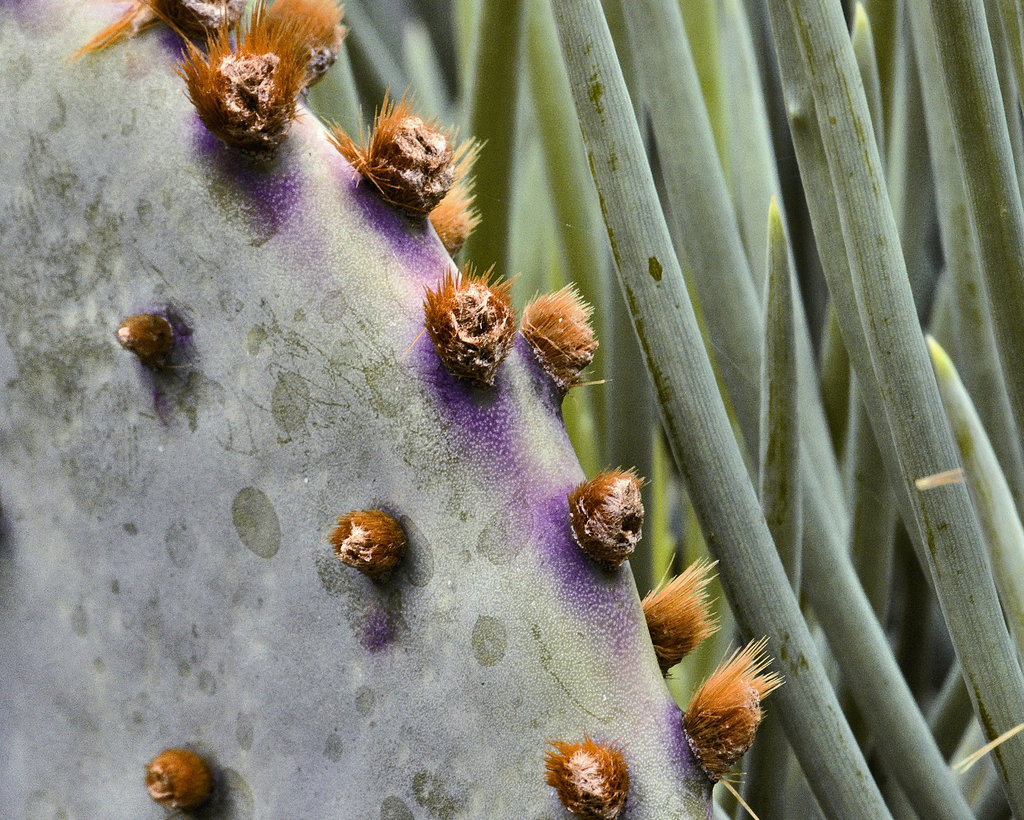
[[760, 198, 802, 591]]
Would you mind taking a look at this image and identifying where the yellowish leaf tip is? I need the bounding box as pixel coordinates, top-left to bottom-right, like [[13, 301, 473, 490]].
[[766, 195, 784, 239], [852, 3, 871, 39], [925, 334, 955, 379], [914, 467, 965, 491]]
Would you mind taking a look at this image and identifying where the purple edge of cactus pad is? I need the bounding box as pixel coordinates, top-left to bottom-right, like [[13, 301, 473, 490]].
[[410, 326, 647, 662], [190, 116, 304, 235]]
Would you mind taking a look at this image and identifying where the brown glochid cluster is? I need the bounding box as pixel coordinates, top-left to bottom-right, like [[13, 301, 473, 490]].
[[567, 469, 644, 571], [329, 510, 407, 578], [70, 0, 246, 60], [329, 93, 459, 213], [158, 0, 246, 38], [266, 0, 346, 88], [428, 139, 481, 254], [428, 181, 479, 255], [145, 748, 214, 810], [641, 559, 718, 676], [683, 638, 782, 781], [176, 3, 311, 162], [521, 285, 598, 390], [544, 736, 629, 820], [423, 264, 516, 388], [117, 313, 175, 368]]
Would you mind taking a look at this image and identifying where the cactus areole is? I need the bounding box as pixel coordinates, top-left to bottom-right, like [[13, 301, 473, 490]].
[[0, 3, 763, 818]]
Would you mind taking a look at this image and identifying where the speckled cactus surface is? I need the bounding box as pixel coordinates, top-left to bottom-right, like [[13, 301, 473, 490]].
[[0, 5, 712, 818]]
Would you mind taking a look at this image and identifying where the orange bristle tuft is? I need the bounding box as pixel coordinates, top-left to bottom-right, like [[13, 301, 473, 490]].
[[521, 285, 598, 390], [267, 0, 346, 87], [544, 736, 629, 819], [423, 263, 516, 387], [329, 510, 407, 578], [429, 181, 480, 255], [68, 2, 157, 60], [683, 638, 783, 781], [642, 559, 719, 675], [175, 2, 311, 161], [145, 748, 213, 810], [70, 0, 248, 61], [328, 92, 458, 213], [117, 313, 175, 368], [155, 0, 246, 38], [568, 469, 644, 571], [429, 140, 481, 254]]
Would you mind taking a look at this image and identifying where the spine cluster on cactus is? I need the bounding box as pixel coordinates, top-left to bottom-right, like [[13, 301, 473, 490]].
[[68, 0, 247, 60], [329, 92, 459, 213], [175, 4, 313, 161], [568, 469, 645, 571], [544, 736, 630, 820], [329, 509, 408, 578], [641, 559, 718, 676], [265, 0, 346, 87], [154, 0, 248, 38], [116, 313, 175, 369], [521, 285, 599, 391], [144, 748, 214, 810], [428, 174, 481, 255], [423, 264, 517, 388], [683, 639, 783, 782]]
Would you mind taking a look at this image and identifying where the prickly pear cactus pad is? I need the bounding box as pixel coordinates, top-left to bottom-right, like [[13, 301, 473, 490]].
[[0, 5, 712, 818]]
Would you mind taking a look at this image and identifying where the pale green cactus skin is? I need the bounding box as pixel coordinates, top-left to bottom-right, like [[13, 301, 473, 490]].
[[0, 5, 713, 819]]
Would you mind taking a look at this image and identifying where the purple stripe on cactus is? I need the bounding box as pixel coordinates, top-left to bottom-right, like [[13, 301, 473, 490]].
[[189, 114, 303, 237], [662, 699, 713, 791], [6, 0, 60, 32], [155, 25, 184, 55], [528, 488, 655, 666], [319, 141, 451, 285], [411, 329, 523, 482], [411, 335, 572, 476], [348, 183, 445, 278], [362, 603, 396, 652]]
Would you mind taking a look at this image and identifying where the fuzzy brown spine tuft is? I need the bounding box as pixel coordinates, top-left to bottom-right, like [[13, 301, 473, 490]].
[[429, 181, 480, 255], [328, 93, 458, 213], [544, 736, 630, 819], [567, 469, 644, 570], [642, 559, 718, 675], [521, 285, 598, 390], [156, 0, 247, 37], [683, 638, 782, 781], [329, 510, 407, 577], [145, 748, 214, 809], [428, 140, 481, 254], [423, 264, 516, 387], [117, 313, 175, 368], [70, 0, 246, 59], [267, 0, 346, 87], [68, 3, 157, 60], [175, 3, 310, 162]]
